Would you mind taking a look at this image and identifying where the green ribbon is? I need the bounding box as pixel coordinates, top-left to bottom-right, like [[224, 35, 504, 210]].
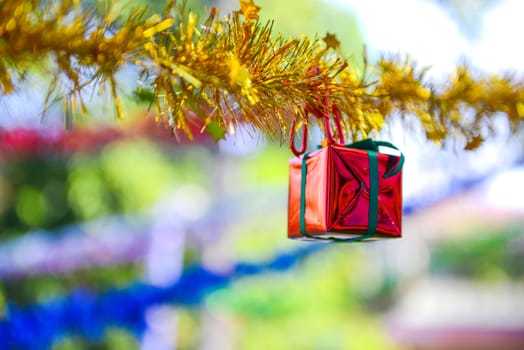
[[367, 151, 378, 235], [299, 151, 312, 239], [348, 139, 404, 179], [299, 139, 403, 242]]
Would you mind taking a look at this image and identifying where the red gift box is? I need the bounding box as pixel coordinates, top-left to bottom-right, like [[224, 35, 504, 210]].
[[287, 139, 403, 241]]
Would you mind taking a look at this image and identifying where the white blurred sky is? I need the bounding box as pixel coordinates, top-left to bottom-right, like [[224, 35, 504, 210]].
[[336, 0, 524, 212], [339, 0, 524, 72]]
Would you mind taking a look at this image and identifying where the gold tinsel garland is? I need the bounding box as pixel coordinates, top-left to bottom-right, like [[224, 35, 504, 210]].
[[0, 0, 523, 147]]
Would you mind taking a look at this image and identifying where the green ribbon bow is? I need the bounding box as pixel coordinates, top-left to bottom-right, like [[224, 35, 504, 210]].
[[299, 139, 404, 242]]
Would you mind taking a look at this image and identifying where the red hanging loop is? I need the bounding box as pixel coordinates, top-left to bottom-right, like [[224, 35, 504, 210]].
[[331, 103, 345, 145], [289, 66, 346, 155], [314, 96, 345, 146], [289, 116, 308, 157]]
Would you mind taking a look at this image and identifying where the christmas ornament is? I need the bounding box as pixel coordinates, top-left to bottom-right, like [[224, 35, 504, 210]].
[[287, 100, 403, 242]]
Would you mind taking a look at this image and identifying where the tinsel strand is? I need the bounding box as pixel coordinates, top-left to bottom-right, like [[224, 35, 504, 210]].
[[0, 0, 523, 147]]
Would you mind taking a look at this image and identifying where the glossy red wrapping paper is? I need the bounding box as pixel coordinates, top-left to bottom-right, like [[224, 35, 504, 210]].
[[287, 144, 402, 240]]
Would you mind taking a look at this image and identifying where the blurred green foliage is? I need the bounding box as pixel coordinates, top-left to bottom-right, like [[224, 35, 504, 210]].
[[0, 139, 212, 237], [202, 247, 400, 350], [176, 309, 201, 349], [0, 158, 74, 235], [52, 328, 138, 350], [254, 0, 364, 60], [84, 0, 211, 19], [431, 225, 524, 280], [2, 264, 140, 305], [0, 139, 213, 324]]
